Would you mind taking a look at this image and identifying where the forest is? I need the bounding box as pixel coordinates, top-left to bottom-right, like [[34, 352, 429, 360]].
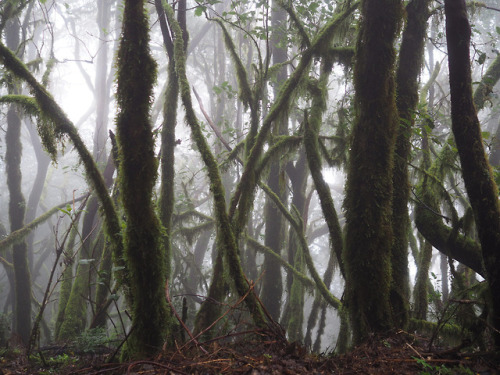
[[0, 0, 500, 373]]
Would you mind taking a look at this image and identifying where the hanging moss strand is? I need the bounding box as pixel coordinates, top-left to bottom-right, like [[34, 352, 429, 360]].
[[228, 1, 359, 234], [0, 42, 127, 296], [304, 64, 346, 279]]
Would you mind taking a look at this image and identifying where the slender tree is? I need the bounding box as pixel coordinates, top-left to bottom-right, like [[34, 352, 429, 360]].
[[115, 0, 171, 358], [391, 0, 430, 328], [445, 0, 500, 346], [261, 0, 288, 322], [5, 12, 31, 346]]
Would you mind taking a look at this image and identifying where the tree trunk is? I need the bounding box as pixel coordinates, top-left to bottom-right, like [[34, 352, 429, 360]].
[[445, 0, 500, 347], [261, 1, 287, 322], [5, 15, 31, 346], [343, 0, 402, 343], [391, 0, 430, 329], [115, 0, 170, 359]]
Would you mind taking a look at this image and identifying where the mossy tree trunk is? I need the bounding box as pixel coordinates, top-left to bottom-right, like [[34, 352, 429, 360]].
[[391, 0, 430, 329], [5, 15, 31, 346], [444, 0, 500, 347], [302, 58, 345, 348], [165, 4, 268, 330], [261, 1, 288, 322], [343, 0, 403, 344], [477, 54, 500, 165], [24, 119, 50, 273], [115, 0, 170, 359], [284, 150, 307, 342], [413, 238, 432, 320], [155, 0, 182, 287], [58, 1, 116, 339]]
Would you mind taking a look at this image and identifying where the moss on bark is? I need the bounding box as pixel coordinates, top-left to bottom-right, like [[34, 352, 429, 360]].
[[445, 0, 500, 347], [343, 0, 403, 344], [5, 18, 31, 345], [115, 0, 170, 359], [164, 2, 267, 330], [0, 42, 127, 303], [391, 0, 430, 329]]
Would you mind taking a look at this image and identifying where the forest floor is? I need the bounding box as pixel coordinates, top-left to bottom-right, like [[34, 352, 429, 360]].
[[1, 330, 499, 374]]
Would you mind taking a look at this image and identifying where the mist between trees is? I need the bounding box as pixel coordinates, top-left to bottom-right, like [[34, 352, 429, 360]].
[[0, 0, 499, 361]]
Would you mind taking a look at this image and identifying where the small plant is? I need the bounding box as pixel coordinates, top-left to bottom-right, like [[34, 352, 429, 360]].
[[73, 327, 115, 354], [413, 357, 475, 375]]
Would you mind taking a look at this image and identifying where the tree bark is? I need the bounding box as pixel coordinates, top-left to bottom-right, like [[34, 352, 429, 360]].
[[391, 0, 430, 329], [343, 0, 403, 343], [261, 0, 287, 322], [115, 0, 170, 358], [445, 0, 500, 347], [5, 15, 31, 346]]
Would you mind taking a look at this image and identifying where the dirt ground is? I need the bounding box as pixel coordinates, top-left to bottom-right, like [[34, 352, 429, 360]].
[[1, 330, 499, 374]]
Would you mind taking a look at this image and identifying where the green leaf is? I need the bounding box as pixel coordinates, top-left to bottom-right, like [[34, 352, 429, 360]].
[[477, 52, 487, 65], [58, 208, 70, 215], [194, 6, 205, 17]]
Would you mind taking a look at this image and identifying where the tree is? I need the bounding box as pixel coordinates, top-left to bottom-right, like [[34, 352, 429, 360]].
[[445, 0, 500, 346], [2, 0, 500, 361], [343, 0, 403, 343], [4, 6, 31, 346], [115, 0, 172, 359], [260, 0, 287, 323], [391, 0, 430, 328]]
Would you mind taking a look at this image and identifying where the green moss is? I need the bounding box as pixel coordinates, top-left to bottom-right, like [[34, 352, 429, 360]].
[[0, 41, 126, 301], [0, 94, 38, 115], [409, 318, 462, 343], [473, 53, 500, 111], [215, 19, 253, 110], [414, 145, 486, 277], [245, 235, 314, 290], [260, 181, 342, 310], [164, 2, 267, 330], [287, 242, 305, 342], [115, 0, 171, 359], [343, 0, 403, 344], [57, 259, 90, 341], [391, 0, 430, 330], [0, 198, 80, 254], [158, 62, 179, 283], [228, 0, 360, 231], [446, 0, 500, 345], [304, 62, 345, 279], [413, 240, 432, 320], [256, 135, 303, 178]]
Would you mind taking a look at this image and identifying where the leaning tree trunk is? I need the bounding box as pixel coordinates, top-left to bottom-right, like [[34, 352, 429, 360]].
[[115, 0, 171, 359], [444, 0, 500, 347], [343, 0, 403, 344]]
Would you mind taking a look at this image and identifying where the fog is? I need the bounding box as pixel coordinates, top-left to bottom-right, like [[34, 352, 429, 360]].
[[1, 0, 499, 355]]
